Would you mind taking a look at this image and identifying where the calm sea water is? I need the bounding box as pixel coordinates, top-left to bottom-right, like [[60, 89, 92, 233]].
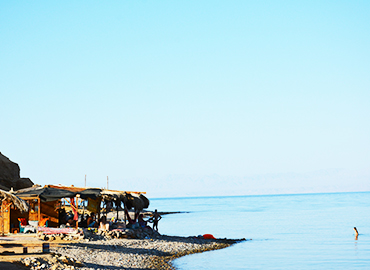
[[149, 192, 370, 269]]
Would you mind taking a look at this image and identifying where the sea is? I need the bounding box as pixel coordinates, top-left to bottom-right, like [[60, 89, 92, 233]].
[[149, 192, 370, 269]]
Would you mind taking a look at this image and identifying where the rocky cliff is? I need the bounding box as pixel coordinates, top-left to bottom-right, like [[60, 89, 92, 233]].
[[0, 152, 34, 191]]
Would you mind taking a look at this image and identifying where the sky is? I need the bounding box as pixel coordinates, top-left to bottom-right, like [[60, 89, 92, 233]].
[[1, 1, 369, 198]]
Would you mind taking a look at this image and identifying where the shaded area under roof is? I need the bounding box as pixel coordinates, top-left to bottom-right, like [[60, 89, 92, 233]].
[[100, 190, 150, 211], [13, 185, 149, 211]]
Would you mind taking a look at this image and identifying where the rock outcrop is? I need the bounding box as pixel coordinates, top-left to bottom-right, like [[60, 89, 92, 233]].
[[0, 152, 33, 191]]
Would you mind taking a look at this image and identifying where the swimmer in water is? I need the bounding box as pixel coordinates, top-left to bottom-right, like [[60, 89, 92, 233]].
[[354, 227, 359, 240]]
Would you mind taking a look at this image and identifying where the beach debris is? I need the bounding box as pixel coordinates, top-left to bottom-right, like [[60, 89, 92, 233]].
[[37, 228, 85, 241], [93, 227, 161, 240], [202, 233, 216, 239], [36, 227, 160, 242], [20, 255, 84, 270]]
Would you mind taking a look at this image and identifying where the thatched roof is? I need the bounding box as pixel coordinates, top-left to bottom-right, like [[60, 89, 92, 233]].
[[0, 189, 29, 212], [100, 190, 149, 211], [13, 184, 149, 212], [45, 185, 102, 199], [14, 186, 76, 202]]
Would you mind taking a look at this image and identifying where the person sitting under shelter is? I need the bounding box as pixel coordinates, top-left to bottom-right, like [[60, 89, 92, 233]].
[[58, 208, 67, 226], [138, 214, 152, 230], [124, 208, 139, 228], [87, 214, 98, 228], [99, 216, 110, 231], [138, 214, 147, 228], [109, 217, 126, 230], [66, 217, 76, 227], [79, 214, 88, 228]]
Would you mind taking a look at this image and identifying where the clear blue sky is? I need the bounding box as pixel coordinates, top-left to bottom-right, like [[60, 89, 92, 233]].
[[1, 1, 369, 197]]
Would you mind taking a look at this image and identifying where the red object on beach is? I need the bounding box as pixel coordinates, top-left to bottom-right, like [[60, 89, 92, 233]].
[[203, 234, 216, 239]]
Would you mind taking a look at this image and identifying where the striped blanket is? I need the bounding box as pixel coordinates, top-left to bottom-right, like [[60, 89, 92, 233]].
[[38, 227, 76, 235]]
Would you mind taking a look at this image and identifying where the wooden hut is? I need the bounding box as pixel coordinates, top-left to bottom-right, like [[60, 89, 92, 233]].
[[0, 189, 29, 235], [1, 185, 148, 234]]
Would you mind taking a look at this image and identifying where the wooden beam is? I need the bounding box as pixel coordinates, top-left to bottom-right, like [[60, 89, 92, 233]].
[[64, 199, 78, 212], [46, 184, 146, 194], [17, 196, 39, 200]]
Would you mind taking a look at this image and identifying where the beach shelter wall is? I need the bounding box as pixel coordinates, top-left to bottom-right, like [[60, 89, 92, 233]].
[[0, 189, 29, 235]]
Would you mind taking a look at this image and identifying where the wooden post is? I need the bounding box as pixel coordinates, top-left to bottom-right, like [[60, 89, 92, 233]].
[[76, 196, 79, 229], [38, 198, 41, 226], [98, 199, 101, 221], [1, 201, 4, 236], [1, 203, 11, 234], [82, 199, 85, 220], [42, 243, 50, 253]]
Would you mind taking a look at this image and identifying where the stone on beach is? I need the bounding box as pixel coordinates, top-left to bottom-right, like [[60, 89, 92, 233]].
[[49, 235, 243, 270], [18, 233, 243, 270]]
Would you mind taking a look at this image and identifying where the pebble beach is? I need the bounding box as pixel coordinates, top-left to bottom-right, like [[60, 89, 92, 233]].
[[54, 235, 239, 270], [14, 234, 242, 270], [0, 211, 244, 270]]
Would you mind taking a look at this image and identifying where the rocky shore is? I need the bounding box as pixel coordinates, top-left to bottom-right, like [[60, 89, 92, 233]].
[[17, 233, 244, 270]]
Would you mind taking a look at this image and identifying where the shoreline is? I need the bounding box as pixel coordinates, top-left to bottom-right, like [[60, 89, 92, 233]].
[[1, 209, 245, 269], [52, 234, 245, 270], [149, 235, 242, 269], [1, 234, 245, 270]]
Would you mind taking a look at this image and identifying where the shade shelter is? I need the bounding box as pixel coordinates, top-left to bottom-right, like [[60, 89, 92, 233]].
[[15, 186, 76, 202], [0, 189, 29, 235], [13, 185, 105, 230], [45, 185, 102, 200], [100, 190, 149, 223], [1, 184, 148, 234], [100, 190, 149, 211], [45, 185, 105, 225], [10, 186, 78, 232]]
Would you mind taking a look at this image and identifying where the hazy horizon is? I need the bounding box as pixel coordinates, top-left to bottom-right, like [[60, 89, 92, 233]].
[[1, 1, 369, 198]]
